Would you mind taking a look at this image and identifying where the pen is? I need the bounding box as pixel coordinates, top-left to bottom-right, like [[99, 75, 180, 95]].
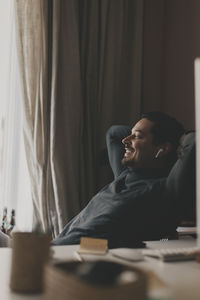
[[73, 251, 84, 262]]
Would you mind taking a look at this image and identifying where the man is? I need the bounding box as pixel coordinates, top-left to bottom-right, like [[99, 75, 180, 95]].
[[0, 112, 195, 248], [52, 111, 195, 248]]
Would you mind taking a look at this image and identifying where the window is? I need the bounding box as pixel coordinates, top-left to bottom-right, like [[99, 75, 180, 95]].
[[0, 0, 33, 231]]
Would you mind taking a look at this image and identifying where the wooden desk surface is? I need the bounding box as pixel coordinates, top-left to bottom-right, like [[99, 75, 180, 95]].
[[1, 239, 200, 300]]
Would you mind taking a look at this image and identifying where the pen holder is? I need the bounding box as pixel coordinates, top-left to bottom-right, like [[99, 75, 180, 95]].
[[9, 231, 51, 294]]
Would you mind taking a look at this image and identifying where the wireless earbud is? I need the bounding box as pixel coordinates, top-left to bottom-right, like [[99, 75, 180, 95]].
[[155, 148, 164, 159]]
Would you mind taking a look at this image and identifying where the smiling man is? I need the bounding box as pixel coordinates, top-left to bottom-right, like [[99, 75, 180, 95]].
[[52, 111, 195, 248], [0, 111, 195, 248], [122, 118, 168, 170], [121, 114, 181, 172]]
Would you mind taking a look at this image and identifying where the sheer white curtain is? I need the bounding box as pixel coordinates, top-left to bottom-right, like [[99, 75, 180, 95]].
[[14, 0, 56, 234], [14, 0, 73, 237], [0, 0, 32, 231]]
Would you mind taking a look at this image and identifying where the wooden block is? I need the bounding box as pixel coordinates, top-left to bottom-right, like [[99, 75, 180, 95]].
[[78, 237, 108, 255]]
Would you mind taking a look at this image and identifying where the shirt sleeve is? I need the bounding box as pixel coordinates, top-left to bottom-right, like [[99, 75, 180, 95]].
[[165, 132, 196, 222], [106, 125, 131, 178]]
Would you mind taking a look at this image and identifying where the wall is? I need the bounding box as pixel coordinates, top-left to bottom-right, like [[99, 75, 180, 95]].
[[142, 0, 200, 130]]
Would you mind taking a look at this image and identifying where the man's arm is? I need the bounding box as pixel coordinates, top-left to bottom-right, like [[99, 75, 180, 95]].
[[106, 125, 131, 178], [166, 132, 196, 221]]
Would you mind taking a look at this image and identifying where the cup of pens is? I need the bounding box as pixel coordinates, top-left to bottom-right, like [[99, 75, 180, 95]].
[[9, 230, 51, 293]]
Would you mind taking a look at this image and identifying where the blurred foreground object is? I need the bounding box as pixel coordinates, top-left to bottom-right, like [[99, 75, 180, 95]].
[[10, 231, 51, 293], [45, 260, 148, 300]]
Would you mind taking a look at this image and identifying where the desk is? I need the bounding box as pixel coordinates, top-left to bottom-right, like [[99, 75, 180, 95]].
[[1, 239, 200, 300]]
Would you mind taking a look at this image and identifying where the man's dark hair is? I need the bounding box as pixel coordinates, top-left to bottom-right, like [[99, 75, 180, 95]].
[[141, 111, 185, 149]]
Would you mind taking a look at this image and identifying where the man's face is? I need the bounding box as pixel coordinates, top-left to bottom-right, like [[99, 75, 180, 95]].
[[122, 118, 160, 170]]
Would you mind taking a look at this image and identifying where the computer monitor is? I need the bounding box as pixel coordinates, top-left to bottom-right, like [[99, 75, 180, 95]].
[[194, 58, 200, 240]]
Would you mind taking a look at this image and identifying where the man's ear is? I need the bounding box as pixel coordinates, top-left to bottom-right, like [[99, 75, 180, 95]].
[[155, 143, 172, 158]]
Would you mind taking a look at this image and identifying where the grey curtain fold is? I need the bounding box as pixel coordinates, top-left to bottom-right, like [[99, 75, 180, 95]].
[[14, 0, 144, 237]]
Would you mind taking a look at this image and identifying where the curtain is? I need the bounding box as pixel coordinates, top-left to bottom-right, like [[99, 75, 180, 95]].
[[14, 0, 144, 237], [0, 0, 33, 231]]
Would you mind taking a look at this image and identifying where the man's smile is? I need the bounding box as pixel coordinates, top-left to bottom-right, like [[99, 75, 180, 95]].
[[124, 147, 135, 157]]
